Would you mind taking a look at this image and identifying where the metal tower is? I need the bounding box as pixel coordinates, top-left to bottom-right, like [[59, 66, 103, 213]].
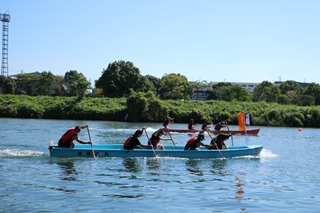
[[1, 12, 10, 77]]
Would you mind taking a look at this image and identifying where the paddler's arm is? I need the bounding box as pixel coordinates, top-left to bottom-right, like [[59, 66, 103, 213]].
[[160, 137, 172, 141], [140, 144, 152, 148], [73, 135, 91, 144], [201, 143, 211, 148]]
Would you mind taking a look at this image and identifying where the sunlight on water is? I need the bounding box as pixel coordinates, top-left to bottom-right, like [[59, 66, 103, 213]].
[[0, 149, 43, 157]]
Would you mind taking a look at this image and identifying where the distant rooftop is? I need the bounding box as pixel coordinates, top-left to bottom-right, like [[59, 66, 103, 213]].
[[10, 71, 42, 78]]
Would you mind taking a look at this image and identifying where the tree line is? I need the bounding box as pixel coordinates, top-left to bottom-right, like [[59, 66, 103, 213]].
[[1, 93, 320, 127], [0, 70, 90, 99], [1, 60, 320, 106]]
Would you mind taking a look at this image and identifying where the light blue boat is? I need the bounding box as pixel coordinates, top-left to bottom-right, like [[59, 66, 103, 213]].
[[48, 144, 263, 158]]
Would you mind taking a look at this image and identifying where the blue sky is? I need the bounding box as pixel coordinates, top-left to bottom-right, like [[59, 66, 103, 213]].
[[1, 0, 319, 85]]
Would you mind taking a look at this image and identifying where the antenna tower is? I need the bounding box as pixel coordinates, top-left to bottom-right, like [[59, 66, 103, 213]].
[[1, 12, 10, 77]]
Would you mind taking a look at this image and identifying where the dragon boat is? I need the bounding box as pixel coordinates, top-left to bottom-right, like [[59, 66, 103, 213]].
[[48, 144, 263, 159]]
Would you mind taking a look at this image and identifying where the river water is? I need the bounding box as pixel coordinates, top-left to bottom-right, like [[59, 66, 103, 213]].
[[0, 118, 319, 213]]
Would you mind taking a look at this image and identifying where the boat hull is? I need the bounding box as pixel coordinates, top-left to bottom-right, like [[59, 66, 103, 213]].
[[48, 144, 263, 158], [164, 128, 260, 135]]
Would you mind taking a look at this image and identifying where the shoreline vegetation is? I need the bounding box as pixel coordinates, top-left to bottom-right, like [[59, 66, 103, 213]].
[[1, 94, 320, 128]]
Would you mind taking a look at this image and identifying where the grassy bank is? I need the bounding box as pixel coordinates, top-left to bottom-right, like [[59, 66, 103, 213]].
[[1, 95, 320, 127]]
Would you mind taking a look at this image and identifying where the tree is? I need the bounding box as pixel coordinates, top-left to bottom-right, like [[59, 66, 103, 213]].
[[206, 82, 251, 101], [252, 81, 280, 103], [285, 90, 300, 105], [14, 74, 40, 95], [139, 76, 156, 95], [145, 75, 161, 96], [208, 85, 251, 101], [96, 61, 149, 97], [278, 81, 304, 105], [227, 85, 252, 101], [277, 94, 290, 105], [303, 82, 320, 105], [207, 82, 233, 100], [279, 80, 303, 95], [64, 70, 91, 98], [126, 90, 168, 121], [263, 86, 281, 103], [37, 71, 55, 95], [0, 76, 16, 94], [52, 75, 66, 96], [297, 95, 314, 106], [159, 73, 193, 100]]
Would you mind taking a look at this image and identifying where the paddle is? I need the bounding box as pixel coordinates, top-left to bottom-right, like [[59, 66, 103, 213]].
[[167, 130, 176, 146], [87, 126, 96, 158], [205, 128, 224, 158], [144, 128, 157, 157], [225, 121, 234, 146]]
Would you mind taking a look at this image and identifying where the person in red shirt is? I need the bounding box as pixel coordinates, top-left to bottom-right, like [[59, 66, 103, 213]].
[[58, 125, 91, 148], [184, 134, 210, 150], [148, 128, 172, 149]]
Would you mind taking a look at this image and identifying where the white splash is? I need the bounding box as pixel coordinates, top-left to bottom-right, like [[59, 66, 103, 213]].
[[259, 149, 278, 158], [0, 149, 43, 157], [146, 127, 158, 133]]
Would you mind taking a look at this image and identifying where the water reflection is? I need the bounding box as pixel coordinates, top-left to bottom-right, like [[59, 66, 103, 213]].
[[122, 158, 141, 173], [234, 174, 245, 202], [55, 159, 77, 181], [210, 159, 228, 176], [185, 159, 203, 176], [146, 158, 161, 170]]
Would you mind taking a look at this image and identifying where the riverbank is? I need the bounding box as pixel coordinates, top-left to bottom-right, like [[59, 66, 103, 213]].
[[1, 94, 320, 127]]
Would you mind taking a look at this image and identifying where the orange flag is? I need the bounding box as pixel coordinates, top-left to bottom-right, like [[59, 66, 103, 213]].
[[238, 112, 245, 131]]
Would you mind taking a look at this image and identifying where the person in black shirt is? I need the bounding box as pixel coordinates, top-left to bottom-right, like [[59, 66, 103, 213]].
[[123, 128, 150, 149], [214, 120, 227, 131], [188, 119, 198, 130], [201, 121, 213, 130], [208, 133, 231, 149], [163, 117, 174, 128]]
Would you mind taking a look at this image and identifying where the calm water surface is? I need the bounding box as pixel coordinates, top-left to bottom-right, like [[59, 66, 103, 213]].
[[0, 118, 319, 213]]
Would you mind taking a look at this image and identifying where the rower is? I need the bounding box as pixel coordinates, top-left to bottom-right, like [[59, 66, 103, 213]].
[[208, 133, 231, 150], [148, 128, 172, 150]]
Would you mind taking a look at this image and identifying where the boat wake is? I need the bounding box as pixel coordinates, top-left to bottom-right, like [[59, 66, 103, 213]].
[[90, 127, 160, 133], [231, 148, 277, 160], [115, 127, 160, 133], [259, 149, 278, 158], [0, 149, 43, 157]]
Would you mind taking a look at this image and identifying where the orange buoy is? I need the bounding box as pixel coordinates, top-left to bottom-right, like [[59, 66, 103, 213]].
[[298, 128, 302, 132]]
